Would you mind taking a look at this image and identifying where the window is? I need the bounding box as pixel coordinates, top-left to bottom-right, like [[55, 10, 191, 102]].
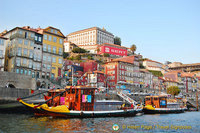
[[0, 39, 4, 45], [18, 39, 23, 44], [52, 67, 56, 70], [47, 65, 51, 70], [47, 73, 50, 79], [51, 73, 55, 79], [29, 50, 33, 58], [48, 56, 51, 62], [30, 41, 34, 47], [31, 33, 34, 38], [25, 32, 28, 38], [49, 35, 52, 41], [16, 58, 20, 66], [51, 29, 54, 33], [43, 55, 46, 61], [44, 35, 47, 40], [59, 48, 62, 55], [34, 54, 37, 60], [35, 36, 38, 41], [43, 64, 46, 68], [59, 58, 62, 64], [24, 69, 27, 75], [55, 30, 57, 34], [39, 36, 42, 42], [53, 46, 56, 53], [16, 69, 19, 74], [43, 44, 47, 51], [20, 69, 23, 74], [32, 72, 35, 78], [19, 30, 23, 34], [36, 72, 40, 78], [37, 55, 41, 61], [53, 37, 57, 42], [33, 63, 36, 69], [23, 58, 27, 65], [48, 45, 51, 52], [37, 63, 40, 70], [59, 39, 63, 44], [17, 48, 22, 56], [28, 70, 31, 75], [42, 72, 45, 79], [29, 60, 32, 68], [52, 57, 56, 63], [0, 50, 3, 57], [23, 48, 28, 56]]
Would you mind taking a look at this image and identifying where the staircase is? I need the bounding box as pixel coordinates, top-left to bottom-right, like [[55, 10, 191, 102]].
[[117, 90, 137, 106]]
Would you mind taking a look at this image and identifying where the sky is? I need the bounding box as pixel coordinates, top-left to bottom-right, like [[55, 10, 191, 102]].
[[1, 0, 200, 64]]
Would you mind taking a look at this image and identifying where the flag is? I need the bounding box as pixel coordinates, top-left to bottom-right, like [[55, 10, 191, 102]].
[[31, 89, 34, 94]]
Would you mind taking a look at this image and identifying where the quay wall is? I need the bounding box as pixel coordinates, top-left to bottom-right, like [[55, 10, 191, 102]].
[[0, 71, 36, 89]]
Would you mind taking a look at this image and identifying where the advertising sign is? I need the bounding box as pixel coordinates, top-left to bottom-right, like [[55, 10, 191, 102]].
[[101, 46, 127, 56]]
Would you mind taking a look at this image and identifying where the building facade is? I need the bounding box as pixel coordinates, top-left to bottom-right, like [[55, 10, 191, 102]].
[[87, 70, 105, 88], [0, 36, 7, 71], [38, 26, 65, 79], [3, 26, 42, 78], [143, 59, 167, 74], [67, 27, 114, 53], [105, 55, 140, 90]]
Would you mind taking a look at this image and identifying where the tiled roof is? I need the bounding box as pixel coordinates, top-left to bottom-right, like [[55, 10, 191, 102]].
[[112, 55, 135, 64], [144, 59, 163, 65]]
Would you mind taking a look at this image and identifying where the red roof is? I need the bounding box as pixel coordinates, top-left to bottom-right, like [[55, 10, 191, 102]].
[[111, 55, 136, 64]]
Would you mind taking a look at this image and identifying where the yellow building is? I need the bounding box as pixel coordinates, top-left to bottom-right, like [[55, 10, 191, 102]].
[[38, 27, 65, 79]]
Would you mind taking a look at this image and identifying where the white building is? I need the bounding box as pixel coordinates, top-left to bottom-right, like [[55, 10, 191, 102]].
[[67, 27, 114, 53], [143, 59, 167, 74], [0, 36, 7, 71]]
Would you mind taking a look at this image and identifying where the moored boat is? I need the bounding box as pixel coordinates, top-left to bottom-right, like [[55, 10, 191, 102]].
[[17, 89, 67, 116], [143, 95, 187, 114], [39, 86, 143, 118]]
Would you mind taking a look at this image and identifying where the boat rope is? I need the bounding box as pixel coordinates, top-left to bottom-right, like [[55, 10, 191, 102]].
[[34, 87, 72, 108], [17, 90, 49, 101]]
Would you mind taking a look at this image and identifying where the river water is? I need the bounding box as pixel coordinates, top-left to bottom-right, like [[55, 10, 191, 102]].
[[0, 112, 199, 133]]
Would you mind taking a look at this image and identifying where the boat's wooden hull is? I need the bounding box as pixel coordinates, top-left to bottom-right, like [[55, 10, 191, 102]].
[[143, 108, 185, 114], [18, 100, 51, 116], [40, 109, 142, 118]]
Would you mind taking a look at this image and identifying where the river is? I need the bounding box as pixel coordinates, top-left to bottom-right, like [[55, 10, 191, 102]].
[[0, 112, 199, 133]]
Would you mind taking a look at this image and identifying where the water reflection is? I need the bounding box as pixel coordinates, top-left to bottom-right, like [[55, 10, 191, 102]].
[[0, 112, 199, 133]]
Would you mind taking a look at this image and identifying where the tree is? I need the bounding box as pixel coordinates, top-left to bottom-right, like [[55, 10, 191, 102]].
[[72, 47, 87, 53], [103, 53, 110, 57], [75, 55, 81, 60], [167, 86, 180, 97], [63, 52, 69, 59], [148, 70, 163, 77], [114, 36, 121, 46], [130, 44, 136, 54], [87, 55, 93, 60]]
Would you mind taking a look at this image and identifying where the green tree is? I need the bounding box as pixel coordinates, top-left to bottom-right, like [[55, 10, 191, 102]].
[[148, 70, 163, 77], [130, 44, 136, 54], [167, 86, 180, 97], [114, 36, 121, 46], [75, 55, 81, 60], [72, 47, 87, 53], [88, 55, 93, 60], [68, 56, 74, 60], [103, 53, 110, 57], [63, 52, 69, 59]]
